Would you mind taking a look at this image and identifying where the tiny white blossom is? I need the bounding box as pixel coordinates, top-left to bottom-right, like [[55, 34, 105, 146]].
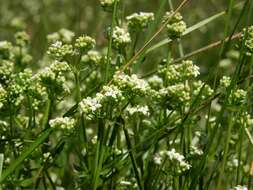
[[49, 117, 75, 130], [126, 105, 150, 117]]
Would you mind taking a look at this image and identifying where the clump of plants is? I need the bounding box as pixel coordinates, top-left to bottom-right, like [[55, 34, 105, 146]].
[[0, 0, 253, 190]]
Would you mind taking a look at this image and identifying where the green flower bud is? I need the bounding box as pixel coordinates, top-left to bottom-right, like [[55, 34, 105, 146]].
[[165, 11, 187, 39], [75, 35, 96, 52]]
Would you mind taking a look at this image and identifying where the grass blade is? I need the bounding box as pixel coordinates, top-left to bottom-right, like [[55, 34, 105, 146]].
[[0, 128, 53, 183]]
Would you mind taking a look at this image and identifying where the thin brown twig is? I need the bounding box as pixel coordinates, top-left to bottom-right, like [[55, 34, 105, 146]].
[[107, 0, 190, 85], [140, 32, 242, 79], [173, 32, 242, 63]]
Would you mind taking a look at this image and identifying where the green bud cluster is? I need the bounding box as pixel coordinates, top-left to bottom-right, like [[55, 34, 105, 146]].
[[165, 11, 187, 39], [75, 35, 96, 52], [241, 26, 253, 56], [81, 50, 102, 65], [15, 31, 30, 46]]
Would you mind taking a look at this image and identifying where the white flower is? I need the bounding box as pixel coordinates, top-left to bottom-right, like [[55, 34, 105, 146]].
[[80, 97, 102, 112], [103, 85, 123, 100], [81, 50, 102, 65], [111, 26, 131, 49], [231, 185, 248, 190], [166, 148, 191, 172], [126, 12, 154, 30], [148, 75, 163, 88], [49, 117, 75, 130], [113, 73, 151, 96], [126, 105, 150, 117], [153, 154, 163, 165]]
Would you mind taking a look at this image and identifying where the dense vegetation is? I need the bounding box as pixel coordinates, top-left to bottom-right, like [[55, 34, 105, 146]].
[[0, 0, 253, 189]]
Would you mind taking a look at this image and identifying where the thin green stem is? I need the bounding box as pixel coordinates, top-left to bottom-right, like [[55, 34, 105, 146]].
[[216, 113, 234, 189], [123, 125, 143, 190], [42, 98, 52, 129], [105, 0, 118, 83]]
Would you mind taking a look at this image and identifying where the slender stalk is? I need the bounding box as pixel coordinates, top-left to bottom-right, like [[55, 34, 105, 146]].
[[236, 126, 243, 184], [123, 125, 143, 190], [216, 113, 234, 189], [42, 98, 52, 129], [92, 119, 106, 190], [105, 0, 118, 83]]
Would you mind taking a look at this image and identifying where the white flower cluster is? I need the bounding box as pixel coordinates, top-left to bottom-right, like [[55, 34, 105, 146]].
[[80, 97, 102, 119], [113, 73, 151, 96], [47, 41, 73, 60], [228, 89, 247, 106], [190, 145, 203, 156], [167, 149, 191, 171], [126, 12, 154, 31], [158, 83, 190, 103], [227, 157, 239, 171], [125, 105, 150, 117], [101, 85, 123, 101], [0, 84, 7, 108], [154, 148, 191, 174], [230, 185, 248, 190], [7, 69, 33, 106], [159, 60, 200, 84], [0, 60, 14, 83], [79, 85, 123, 119], [81, 50, 102, 65], [49, 117, 75, 130], [111, 26, 131, 50], [147, 75, 163, 89], [35, 61, 70, 96]]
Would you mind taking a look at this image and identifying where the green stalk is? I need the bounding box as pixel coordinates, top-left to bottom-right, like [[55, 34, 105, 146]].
[[236, 126, 243, 184], [75, 72, 81, 103], [123, 125, 143, 190], [105, 0, 118, 83], [42, 98, 52, 129], [27, 95, 33, 128], [212, 0, 234, 91], [216, 113, 234, 189], [0, 154, 2, 190], [92, 119, 105, 190], [0, 154, 3, 179], [0, 128, 53, 183]]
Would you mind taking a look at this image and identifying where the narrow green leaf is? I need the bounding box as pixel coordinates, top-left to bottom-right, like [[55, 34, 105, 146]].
[[0, 128, 53, 183]]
